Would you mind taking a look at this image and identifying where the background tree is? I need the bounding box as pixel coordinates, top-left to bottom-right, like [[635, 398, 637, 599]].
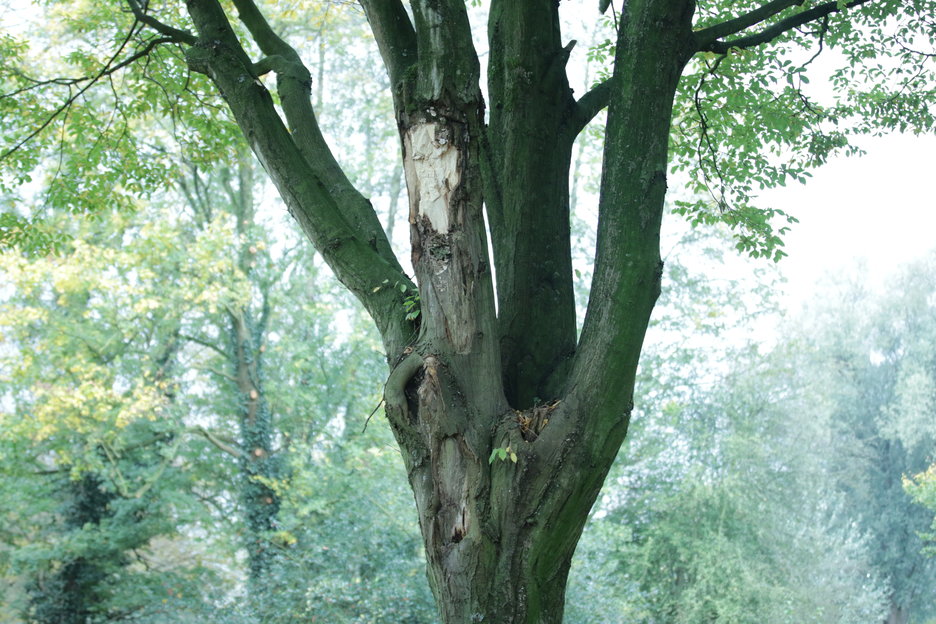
[[0, 175, 436, 622], [566, 231, 891, 623], [798, 259, 936, 624], [2, 0, 935, 621], [0, 213, 233, 620]]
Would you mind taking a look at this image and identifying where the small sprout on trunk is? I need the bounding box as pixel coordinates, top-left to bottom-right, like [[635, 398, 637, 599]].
[[489, 445, 518, 464]]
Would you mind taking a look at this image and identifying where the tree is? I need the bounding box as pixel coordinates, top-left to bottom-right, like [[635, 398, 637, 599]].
[[796, 258, 936, 624], [0, 213, 229, 621], [566, 234, 889, 623], [2, 0, 934, 621], [0, 172, 433, 621]]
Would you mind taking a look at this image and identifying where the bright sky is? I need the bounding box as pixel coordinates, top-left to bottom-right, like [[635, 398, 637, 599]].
[[762, 132, 936, 311]]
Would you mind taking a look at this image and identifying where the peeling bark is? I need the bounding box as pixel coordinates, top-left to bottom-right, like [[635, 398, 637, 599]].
[[176, 0, 698, 621]]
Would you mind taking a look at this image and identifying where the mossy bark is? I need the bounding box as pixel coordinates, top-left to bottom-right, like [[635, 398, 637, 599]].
[[182, 0, 695, 620]]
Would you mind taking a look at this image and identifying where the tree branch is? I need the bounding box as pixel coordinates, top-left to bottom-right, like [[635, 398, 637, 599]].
[[697, 0, 875, 53], [183, 0, 414, 356], [180, 332, 232, 360], [229, 0, 294, 57], [199, 365, 240, 383], [194, 426, 246, 458], [569, 79, 612, 137], [694, 0, 804, 48], [230, 0, 402, 277], [126, 0, 197, 45], [1, 35, 181, 161], [359, 0, 418, 110]]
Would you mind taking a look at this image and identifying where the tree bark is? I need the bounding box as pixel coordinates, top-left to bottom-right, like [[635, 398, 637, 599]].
[[486, 0, 579, 408], [224, 157, 281, 613], [181, 0, 691, 620], [229, 304, 280, 607], [378, 1, 696, 621]]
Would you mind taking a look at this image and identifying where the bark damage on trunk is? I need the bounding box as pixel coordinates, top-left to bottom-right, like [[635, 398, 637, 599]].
[[125, 0, 904, 616], [173, 0, 705, 620], [366, 1, 692, 619]]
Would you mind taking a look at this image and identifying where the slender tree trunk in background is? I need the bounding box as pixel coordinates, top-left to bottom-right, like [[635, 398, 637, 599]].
[[180, 152, 282, 612], [886, 603, 909, 624], [229, 305, 280, 607], [226, 158, 281, 612]]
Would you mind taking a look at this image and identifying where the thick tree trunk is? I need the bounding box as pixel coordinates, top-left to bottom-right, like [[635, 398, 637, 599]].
[[182, 0, 695, 619], [377, 5, 693, 622], [383, 4, 693, 624]]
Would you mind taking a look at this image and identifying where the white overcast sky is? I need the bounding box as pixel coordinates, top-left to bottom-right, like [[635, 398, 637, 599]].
[[761, 132, 936, 310]]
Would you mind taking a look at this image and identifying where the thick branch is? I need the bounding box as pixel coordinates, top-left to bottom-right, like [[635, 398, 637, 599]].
[[694, 0, 803, 48], [229, 0, 292, 56], [359, 0, 418, 109], [180, 332, 232, 360], [568, 0, 695, 446], [570, 79, 612, 138], [183, 0, 414, 355], [126, 0, 197, 45], [486, 0, 579, 407], [230, 0, 401, 274], [697, 0, 875, 53]]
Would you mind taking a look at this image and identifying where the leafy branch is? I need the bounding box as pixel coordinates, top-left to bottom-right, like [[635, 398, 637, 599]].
[[1, 32, 182, 161], [697, 0, 875, 54]]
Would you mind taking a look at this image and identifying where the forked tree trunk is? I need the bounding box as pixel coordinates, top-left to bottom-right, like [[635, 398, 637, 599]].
[[376, 3, 695, 621], [182, 0, 693, 619]]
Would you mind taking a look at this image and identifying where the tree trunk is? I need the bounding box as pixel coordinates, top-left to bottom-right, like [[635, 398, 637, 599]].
[[486, 2, 579, 408], [229, 305, 280, 608], [183, 0, 694, 619], [374, 2, 696, 621], [886, 601, 909, 624], [226, 158, 281, 612]]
